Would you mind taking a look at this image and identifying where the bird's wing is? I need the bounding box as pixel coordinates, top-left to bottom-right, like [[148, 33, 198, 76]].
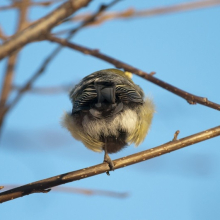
[[72, 86, 97, 113], [116, 85, 143, 103]]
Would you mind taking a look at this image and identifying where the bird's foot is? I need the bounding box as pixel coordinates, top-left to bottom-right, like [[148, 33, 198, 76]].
[[104, 153, 114, 176]]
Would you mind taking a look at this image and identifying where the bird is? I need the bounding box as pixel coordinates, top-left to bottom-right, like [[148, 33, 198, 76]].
[[62, 68, 154, 172]]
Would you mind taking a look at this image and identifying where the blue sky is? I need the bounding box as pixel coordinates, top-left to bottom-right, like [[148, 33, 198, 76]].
[[1, 1, 220, 219]]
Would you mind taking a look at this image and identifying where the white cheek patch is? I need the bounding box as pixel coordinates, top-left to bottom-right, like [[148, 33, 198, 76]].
[[82, 109, 138, 139]]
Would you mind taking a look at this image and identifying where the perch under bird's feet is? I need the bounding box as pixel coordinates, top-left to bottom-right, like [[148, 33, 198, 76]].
[[104, 153, 115, 176]]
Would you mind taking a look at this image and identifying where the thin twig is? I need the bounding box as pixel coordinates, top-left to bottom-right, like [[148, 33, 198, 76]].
[[0, 55, 17, 132], [12, 84, 71, 94], [53, 0, 119, 36], [65, 0, 220, 25], [53, 0, 220, 36], [0, 124, 220, 203], [46, 36, 220, 111], [0, 0, 64, 11], [6, 47, 63, 111], [1, 185, 128, 198], [0, 0, 30, 134], [172, 130, 180, 141], [3, 0, 220, 38], [0, 25, 8, 41]]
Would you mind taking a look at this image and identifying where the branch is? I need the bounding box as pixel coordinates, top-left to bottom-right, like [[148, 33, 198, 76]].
[[0, 0, 92, 60], [0, 125, 220, 203], [46, 36, 220, 111]]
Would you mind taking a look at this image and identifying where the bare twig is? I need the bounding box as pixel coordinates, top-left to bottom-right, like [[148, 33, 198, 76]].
[[60, 0, 119, 25], [0, 0, 92, 60], [0, 57, 16, 108], [0, 124, 220, 203], [1, 185, 128, 198], [12, 84, 71, 94], [3, 0, 219, 41], [0, 0, 64, 11], [46, 36, 220, 111], [172, 130, 180, 141], [0, 55, 17, 132], [52, 186, 128, 198], [0, 26, 8, 41], [52, 0, 120, 39], [65, 0, 220, 25], [54, 0, 220, 36], [149, 71, 156, 76], [6, 50, 62, 110], [0, 0, 30, 134]]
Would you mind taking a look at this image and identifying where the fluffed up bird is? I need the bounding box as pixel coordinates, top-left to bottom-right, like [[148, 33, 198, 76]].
[[62, 69, 154, 172]]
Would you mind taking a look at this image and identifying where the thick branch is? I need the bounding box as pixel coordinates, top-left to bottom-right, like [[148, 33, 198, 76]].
[[0, 125, 220, 203], [46, 36, 220, 111], [0, 0, 92, 60]]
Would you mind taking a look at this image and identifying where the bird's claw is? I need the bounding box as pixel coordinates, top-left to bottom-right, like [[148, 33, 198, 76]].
[[104, 153, 114, 175]]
